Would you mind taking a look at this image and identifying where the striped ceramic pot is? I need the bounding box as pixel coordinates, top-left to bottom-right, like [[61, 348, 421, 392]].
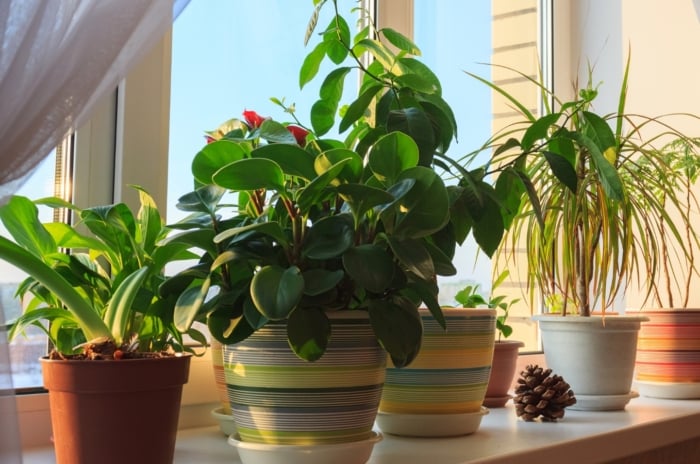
[[223, 310, 386, 445], [210, 339, 231, 413], [630, 309, 700, 399], [380, 308, 496, 415]]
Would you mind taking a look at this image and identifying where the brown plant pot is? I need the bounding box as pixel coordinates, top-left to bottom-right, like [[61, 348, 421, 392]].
[[41, 354, 191, 464], [483, 340, 524, 408]]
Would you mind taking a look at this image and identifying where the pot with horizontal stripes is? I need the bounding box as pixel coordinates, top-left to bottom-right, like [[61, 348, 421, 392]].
[[629, 309, 700, 399], [223, 310, 385, 446], [379, 308, 496, 419]]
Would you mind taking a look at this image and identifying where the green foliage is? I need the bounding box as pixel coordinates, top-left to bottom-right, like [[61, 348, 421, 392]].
[[0, 187, 203, 355], [454, 270, 518, 340], [481, 60, 700, 316]]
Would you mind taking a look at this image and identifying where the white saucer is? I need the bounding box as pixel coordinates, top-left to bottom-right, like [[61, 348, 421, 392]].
[[376, 407, 489, 437], [569, 391, 639, 411], [228, 431, 382, 464], [636, 380, 700, 399], [210, 407, 237, 436]]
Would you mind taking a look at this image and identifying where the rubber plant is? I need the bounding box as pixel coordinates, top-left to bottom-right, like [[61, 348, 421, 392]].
[[475, 59, 700, 315], [163, 0, 528, 368], [0, 187, 204, 358]]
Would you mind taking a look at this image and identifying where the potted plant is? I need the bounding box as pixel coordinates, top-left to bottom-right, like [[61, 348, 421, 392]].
[[162, 0, 521, 455], [478, 59, 699, 411], [454, 270, 524, 408], [0, 187, 203, 464], [626, 137, 700, 399]]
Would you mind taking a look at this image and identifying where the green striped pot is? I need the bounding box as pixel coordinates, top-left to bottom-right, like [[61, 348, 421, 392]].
[[223, 310, 386, 445], [380, 308, 496, 414]]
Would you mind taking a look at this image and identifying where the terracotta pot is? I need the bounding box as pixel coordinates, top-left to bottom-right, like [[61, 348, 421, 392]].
[[533, 314, 647, 411], [629, 308, 700, 399], [42, 354, 191, 464], [223, 311, 386, 446], [483, 339, 524, 407]]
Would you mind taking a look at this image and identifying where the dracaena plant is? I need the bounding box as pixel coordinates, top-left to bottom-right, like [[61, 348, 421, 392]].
[[479, 59, 700, 316], [161, 0, 528, 368], [0, 187, 204, 359]]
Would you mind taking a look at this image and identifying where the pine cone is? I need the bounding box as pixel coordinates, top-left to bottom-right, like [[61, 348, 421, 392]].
[[513, 364, 577, 421]]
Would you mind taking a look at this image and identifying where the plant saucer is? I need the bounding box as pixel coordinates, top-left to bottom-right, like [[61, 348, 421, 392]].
[[210, 407, 237, 436], [636, 380, 700, 399], [376, 407, 489, 437], [228, 431, 383, 464], [569, 391, 639, 411]]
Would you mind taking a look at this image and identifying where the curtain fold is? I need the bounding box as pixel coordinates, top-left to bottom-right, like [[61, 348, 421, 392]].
[[0, 1, 189, 460]]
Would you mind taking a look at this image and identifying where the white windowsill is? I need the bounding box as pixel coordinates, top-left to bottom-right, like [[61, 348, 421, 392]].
[[21, 395, 700, 464]]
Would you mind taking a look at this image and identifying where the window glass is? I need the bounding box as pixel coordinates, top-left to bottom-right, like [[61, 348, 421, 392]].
[[2, 152, 56, 389], [168, 0, 355, 223]]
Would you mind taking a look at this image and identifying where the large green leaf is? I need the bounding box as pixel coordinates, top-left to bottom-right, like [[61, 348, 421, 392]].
[[192, 140, 248, 185], [213, 158, 286, 193], [250, 265, 304, 320], [296, 158, 351, 213], [471, 194, 505, 258], [315, 148, 363, 184], [104, 266, 151, 345], [252, 144, 317, 180], [342, 244, 395, 294], [368, 132, 420, 185], [259, 119, 297, 144], [543, 150, 578, 193], [381, 28, 421, 55], [521, 113, 561, 150], [301, 269, 344, 296], [387, 237, 435, 281], [573, 132, 624, 201], [302, 214, 354, 260], [311, 99, 336, 136], [396, 57, 441, 95], [300, 41, 327, 89], [214, 221, 289, 248], [385, 166, 450, 239], [173, 277, 211, 332], [0, 196, 57, 259], [387, 108, 436, 167], [287, 307, 331, 362], [339, 84, 384, 133], [368, 297, 422, 368], [175, 185, 226, 214], [336, 183, 395, 223]]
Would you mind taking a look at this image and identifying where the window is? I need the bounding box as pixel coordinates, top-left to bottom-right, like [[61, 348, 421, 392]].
[[2, 152, 56, 390]]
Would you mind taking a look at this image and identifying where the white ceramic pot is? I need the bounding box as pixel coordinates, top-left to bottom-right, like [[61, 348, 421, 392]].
[[533, 314, 647, 411]]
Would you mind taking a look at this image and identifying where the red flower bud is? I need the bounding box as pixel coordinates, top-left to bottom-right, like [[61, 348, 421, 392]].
[[243, 110, 266, 129], [286, 125, 309, 146], [204, 135, 217, 144]]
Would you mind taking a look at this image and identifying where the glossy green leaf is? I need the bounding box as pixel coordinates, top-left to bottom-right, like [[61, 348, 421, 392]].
[[0, 196, 57, 259], [543, 150, 578, 193], [386, 107, 436, 167], [173, 277, 211, 332], [386, 167, 450, 239], [213, 158, 286, 192], [175, 185, 226, 214], [300, 41, 327, 89], [336, 183, 395, 222], [214, 221, 288, 248], [521, 113, 561, 150], [572, 132, 624, 201], [323, 15, 350, 64], [314, 148, 362, 184], [339, 84, 383, 133], [342, 244, 395, 293], [353, 38, 395, 70], [311, 99, 336, 136], [368, 132, 420, 185], [287, 307, 330, 362], [381, 28, 421, 55], [301, 269, 344, 296], [259, 119, 297, 144], [302, 214, 354, 260], [250, 265, 304, 321], [396, 57, 441, 95], [252, 144, 317, 180], [471, 194, 505, 258], [368, 297, 422, 368], [387, 237, 435, 281], [296, 158, 351, 212], [104, 266, 151, 345], [192, 140, 248, 185]]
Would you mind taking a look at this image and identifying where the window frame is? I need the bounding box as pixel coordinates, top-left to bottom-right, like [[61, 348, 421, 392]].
[[16, 0, 556, 449]]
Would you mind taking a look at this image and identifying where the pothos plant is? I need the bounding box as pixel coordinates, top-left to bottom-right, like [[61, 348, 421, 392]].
[[478, 59, 700, 316], [0, 187, 204, 359], [162, 0, 528, 367]]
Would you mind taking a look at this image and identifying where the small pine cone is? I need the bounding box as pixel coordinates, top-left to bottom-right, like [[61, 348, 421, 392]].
[[513, 364, 576, 421]]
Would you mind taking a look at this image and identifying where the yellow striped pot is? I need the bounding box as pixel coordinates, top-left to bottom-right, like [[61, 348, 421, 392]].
[[379, 308, 496, 415], [223, 310, 386, 445]]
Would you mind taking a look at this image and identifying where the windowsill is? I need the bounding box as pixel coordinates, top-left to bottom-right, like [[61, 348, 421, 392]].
[[21, 395, 700, 463]]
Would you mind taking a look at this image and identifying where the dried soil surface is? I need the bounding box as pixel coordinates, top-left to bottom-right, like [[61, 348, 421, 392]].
[[49, 339, 173, 360]]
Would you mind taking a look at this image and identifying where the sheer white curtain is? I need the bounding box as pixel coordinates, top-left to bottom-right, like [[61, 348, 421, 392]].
[[0, 1, 189, 461]]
